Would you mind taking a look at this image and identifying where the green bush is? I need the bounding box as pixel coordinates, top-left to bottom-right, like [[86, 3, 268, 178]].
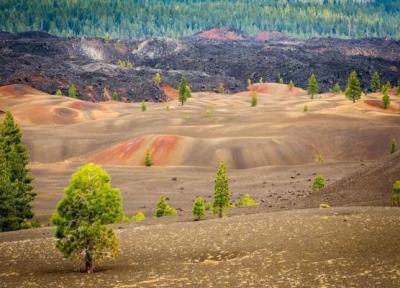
[[192, 196, 206, 220], [251, 92, 258, 107], [132, 212, 146, 222], [144, 149, 153, 167], [236, 193, 258, 207], [154, 196, 177, 217], [312, 175, 325, 191], [392, 181, 400, 207], [116, 59, 133, 69]]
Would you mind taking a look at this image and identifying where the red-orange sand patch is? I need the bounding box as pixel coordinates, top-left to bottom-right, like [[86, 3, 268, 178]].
[[198, 28, 245, 41], [150, 135, 179, 165], [364, 99, 398, 113], [68, 100, 105, 111], [161, 84, 178, 100], [89, 137, 145, 165]]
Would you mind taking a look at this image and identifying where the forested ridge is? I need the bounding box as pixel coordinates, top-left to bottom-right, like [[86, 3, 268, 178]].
[[1, 0, 400, 39]]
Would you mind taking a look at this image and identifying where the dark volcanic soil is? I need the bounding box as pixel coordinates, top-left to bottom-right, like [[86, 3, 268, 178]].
[[1, 30, 400, 102], [1, 207, 400, 287]]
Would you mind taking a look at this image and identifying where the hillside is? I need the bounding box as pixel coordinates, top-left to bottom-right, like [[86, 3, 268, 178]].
[[1, 31, 400, 102]]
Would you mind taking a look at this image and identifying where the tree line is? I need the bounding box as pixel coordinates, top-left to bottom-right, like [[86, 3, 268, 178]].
[[1, 0, 400, 39]]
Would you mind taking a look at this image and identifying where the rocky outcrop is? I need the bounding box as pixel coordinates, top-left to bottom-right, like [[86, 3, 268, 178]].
[[0, 29, 399, 102]]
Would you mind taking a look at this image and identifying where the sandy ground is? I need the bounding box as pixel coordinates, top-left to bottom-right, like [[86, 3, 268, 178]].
[[1, 207, 400, 287]]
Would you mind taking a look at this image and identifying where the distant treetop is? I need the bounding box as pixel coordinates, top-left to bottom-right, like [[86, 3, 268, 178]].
[[0, 0, 399, 39]]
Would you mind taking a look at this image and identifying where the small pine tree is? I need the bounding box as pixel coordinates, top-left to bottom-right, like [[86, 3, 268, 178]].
[[332, 82, 341, 94], [397, 80, 400, 96], [154, 196, 177, 217], [247, 79, 252, 88], [112, 92, 120, 101], [303, 105, 309, 112], [178, 78, 190, 105], [288, 80, 294, 91], [392, 180, 400, 207], [216, 83, 225, 94], [251, 92, 258, 107], [192, 196, 206, 221], [132, 212, 146, 222], [312, 175, 325, 191], [390, 140, 397, 154], [144, 149, 153, 167], [382, 90, 390, 109], [153, 72, 162, 86], [307, 74, 319, 99], [55, 89, 63, 96], [0, 112, 36, 232], [213, 161, 230, 218], [259, 77, 263, 83], [382, 81, 391, 95], [370, 71, 381, 92], [52, 163, 123, 273], [345, 71, 362, 103], [279, 77, 284, 84], [68, 84, 77, 98], [141, 100, 147, 112]]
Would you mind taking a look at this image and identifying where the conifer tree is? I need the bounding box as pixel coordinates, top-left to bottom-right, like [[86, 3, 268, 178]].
[[192, 196, 205, 221], [307, 74, 319, 99], [332, 82, 341, 94], [345, 71, 362, 103], [370, 71, 381, 92], [212, 161, 230, 218], [141, 100, 147, 112], [390, 140, 397, 154], [154, 196, 177, 217], [178, 78, 190, 105], [382, 89, 390, 109], [55, 89, 63, 96], [312, 175, 325, 191], [288, 80, 294, 91], [52, 163, 123, 273], [153, 72, 162, 86], [392, 181, 400, 207], [68, 84, 77, 98], [0, 112, 36, 231], [144, 149, 153, 167], [251, 92, 258, 107]]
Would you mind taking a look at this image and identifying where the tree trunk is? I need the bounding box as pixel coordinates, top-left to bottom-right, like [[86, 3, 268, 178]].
[[84, 250, 94, 273], [219, 208, 223, 218]]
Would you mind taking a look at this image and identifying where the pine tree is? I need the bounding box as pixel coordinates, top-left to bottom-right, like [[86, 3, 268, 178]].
[[312, 175, 325, 191], [392, 181, 400, 207], [345, 71, 362, 103], [382, 89, 390, 109], [390, 140, 397, 154], [332, 82, 341, 94], [154, 196, 177, 217], [68, 84, 77, 98], [52, 163, 123, 273], [0, 112, 36, 231], [178, 78, 190, 105], [251, 92, 257, 107], [141, 100, 147, 112], [55, 89, 63, 96], [144, 149, 153, 167], [212, 161, 230, 218], [370, 71, 381, 92], [112, 92, 120, 101], [192, 196, 205, 221], [288, 80, 294, 91], [153, 72, 162, 86], [247, 79, 252, 88], [307, 74, 319, 99], [382, 81, 391, 95]]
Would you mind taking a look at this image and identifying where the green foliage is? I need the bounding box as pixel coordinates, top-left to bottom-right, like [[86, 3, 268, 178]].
[[68, 84, 77, 98], [216, 83, 225, 94], [132, 212, 146, 222], [307, 74, 319, 99], [345, 71, 362, 103], [192, 196, 206, 221], [288, 80, 294, 91], [251, 92, 258, 107], [213, 161, 230, 218], [55, 89, 63, 96], [397, 80, 400, 96], [382, 90, 390, 109], [112, 92, 120, 101], [314, 152, 325, 163], [141, 100, 147, 112], [382, 81, 391, 95], [370, 71, 381, 92], [247, 79, 252, 88], [303, 105, 309, 113], [52, 163, 123, 273], [312, 175, 325, 191], [154, 196, 177, 218], [144, 149, 153, 167], [279, 77, 284, 84], [392, 181, 400, 207], [116, 59, 133, 69], [391, 140, 397, 154], [153, 72, 162, 86], [178, 78, 191, 105], [332, 82, 341, 94], [236, 194, 258, 208], [319, 203, 330, 209], [0, 112, 36, 232], [1, 1, 399, 39]]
